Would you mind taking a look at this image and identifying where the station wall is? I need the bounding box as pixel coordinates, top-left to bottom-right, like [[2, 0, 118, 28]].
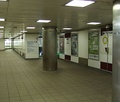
[[58, 29, 113, 72]]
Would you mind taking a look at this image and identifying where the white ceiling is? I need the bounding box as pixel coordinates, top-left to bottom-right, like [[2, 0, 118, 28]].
[[0, 0, 113, 38]]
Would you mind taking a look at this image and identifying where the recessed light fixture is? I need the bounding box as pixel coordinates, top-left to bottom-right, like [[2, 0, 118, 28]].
[[37, 20, 51, 23], [113, 4, 120, 10], [90, 29, 98, 31], [26, 27, 35, 29], [0, 26, 4, 29], [0, 18, 5, 21], [65, 0, 95, 7], [87, 22, 101, 25], [63, 28, 72, 30], [21, 30, 27, 33], [0, 0, 7, 1]]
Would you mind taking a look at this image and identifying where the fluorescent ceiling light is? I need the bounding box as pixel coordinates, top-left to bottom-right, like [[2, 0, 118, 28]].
[[37, 20, 51, 23], [0, 18, 5, 21], [113, 4, 120, 10], [0, 26, 4, 28], [21, 30, 27, 33], [87, 22, 101, 25], [91, 29, 98, 30], [63, 28, 72, 30], [0, 0, 7, 1], [26, 27, 35, 29], [65, 0, 95, 7]]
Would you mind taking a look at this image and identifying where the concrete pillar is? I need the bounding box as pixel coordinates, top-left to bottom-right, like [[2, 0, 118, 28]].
[[113, 0, 120, 102], [42, 26, 57, 71]]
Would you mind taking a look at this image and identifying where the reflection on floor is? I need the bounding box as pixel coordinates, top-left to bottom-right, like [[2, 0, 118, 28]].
[[0, 50, 111, 102]]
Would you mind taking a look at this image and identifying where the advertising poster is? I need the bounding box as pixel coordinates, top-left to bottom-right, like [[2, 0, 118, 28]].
[[88, 31, 99, 60], [71, 33, 78, 56], [59, 36, 64, 53]]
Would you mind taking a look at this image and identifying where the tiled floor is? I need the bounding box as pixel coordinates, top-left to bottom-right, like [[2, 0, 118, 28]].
[[0, 50, 112, 102]]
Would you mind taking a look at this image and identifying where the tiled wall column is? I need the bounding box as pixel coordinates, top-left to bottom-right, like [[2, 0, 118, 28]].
[[113, 0, 120, 102], [43, 26, 57, 71]]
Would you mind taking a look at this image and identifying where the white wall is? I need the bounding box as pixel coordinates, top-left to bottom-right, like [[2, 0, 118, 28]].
[[58, 29, 113, 70], [14, 35, 23, 49], [59, 54, 65, 59], [88, 59, 100, 69], [108, 34, 113, 63], [65, 38, 71, 55], [71, 56, 79, 63], [22, 34, 26, 50], [100, 31, 113, 63], [0, 39, 5, 50], [78, 30, 88, 58]]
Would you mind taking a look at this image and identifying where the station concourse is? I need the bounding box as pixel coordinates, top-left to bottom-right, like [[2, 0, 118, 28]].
[[1, 0, 120, 102]]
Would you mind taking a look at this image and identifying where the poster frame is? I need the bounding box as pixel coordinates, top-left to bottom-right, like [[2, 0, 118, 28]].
[[71, 33, 78, 56], [88, 31, 99, 60]]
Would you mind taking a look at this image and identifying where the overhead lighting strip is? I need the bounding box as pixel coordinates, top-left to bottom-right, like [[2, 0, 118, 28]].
[[21, 31, 27, 33], [26, 27, 35, 29], [0, 0, 7, 1], [65, 0, 95, 7], [37, 20, 51, 23], [0, 26, 4, 29], [0, 18, 5, 21], [87, 22, 101, 25], [63, 28, 72, 30]]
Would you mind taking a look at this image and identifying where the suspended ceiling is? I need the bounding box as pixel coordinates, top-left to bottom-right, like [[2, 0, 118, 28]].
[[0, 0, 113, 38]]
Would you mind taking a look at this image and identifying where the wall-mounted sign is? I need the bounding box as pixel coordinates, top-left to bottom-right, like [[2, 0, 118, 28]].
[[27, 41, 38, 53]]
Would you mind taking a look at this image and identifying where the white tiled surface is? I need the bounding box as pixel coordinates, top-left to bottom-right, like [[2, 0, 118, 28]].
[[59, 54, 65, 59], [71, 56, 79, 63], [88, 59, 100, 69], [0, 50, 112, 102]]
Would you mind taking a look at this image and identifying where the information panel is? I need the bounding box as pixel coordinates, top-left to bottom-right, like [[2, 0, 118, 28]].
[[27, 41, 38, 53]]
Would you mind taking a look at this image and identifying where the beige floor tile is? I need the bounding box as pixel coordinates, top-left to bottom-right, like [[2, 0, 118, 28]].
[[22, 100, 33, 102], [0, 50, 112, 102], [21, 95, 32, 100], [10, 96, 21, 101]]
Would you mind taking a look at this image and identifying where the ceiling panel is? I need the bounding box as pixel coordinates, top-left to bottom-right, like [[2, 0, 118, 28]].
[[0, 0, 113, 38]]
